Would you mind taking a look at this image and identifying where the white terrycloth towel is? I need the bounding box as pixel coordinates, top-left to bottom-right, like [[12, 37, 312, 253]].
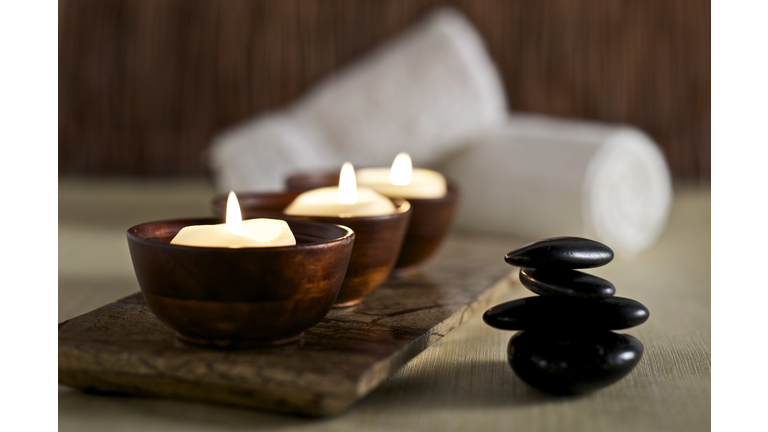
[[208, 7, 507, 192], [436, 114, 673, 255]]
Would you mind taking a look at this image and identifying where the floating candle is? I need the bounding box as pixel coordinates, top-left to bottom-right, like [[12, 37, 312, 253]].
[[284, 162, 396, 217], [171, 192, 296, 247], [356, 153, 447, 199]]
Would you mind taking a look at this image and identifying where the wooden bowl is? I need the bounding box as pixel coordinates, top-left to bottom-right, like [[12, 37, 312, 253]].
[[126, 218, 355, 348], [390, 182, 460, 276], [212, 194, 412, 307], [284, 172, 460, 276]]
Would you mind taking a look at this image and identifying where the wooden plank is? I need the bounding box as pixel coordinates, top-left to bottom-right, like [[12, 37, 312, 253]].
[[58, 234, 518, 417]]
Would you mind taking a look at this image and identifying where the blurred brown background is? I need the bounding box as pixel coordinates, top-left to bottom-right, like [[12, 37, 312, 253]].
[[59, 0, 710, 180]]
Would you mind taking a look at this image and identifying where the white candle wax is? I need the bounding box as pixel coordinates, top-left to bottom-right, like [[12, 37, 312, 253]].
[[284, 186, 396, 217], [284, 162, 396, 217], [171, 191, 296, 248], [171, 218, 296, 248], [356, 153, 447, 199]]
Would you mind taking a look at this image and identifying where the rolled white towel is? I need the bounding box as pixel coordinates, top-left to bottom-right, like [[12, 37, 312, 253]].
[[207, 115, 341, 192], [436, 114, 673, 255], [208, 7, 507, 193]]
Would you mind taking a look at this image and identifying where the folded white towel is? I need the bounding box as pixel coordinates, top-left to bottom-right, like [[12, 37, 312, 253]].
[[436, 114, 673, 255], [208, 7, 507, 192]]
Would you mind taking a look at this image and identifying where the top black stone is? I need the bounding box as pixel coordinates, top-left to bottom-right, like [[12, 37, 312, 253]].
[[505, 237, 614, 269]]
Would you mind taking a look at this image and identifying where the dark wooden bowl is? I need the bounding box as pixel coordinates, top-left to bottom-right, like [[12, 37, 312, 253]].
[[126, 218, 355, 348], [390, 182, 460, 276], [212, 194, 412, 307], [284, 172, 460, 276]]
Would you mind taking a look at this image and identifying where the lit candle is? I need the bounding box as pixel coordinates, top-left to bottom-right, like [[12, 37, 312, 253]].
[[356, 153, 447, 199], [171, 192, 296, 247], [284, 162, 396, 217]]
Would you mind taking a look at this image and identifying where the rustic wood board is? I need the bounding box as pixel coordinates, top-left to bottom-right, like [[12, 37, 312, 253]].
[[58, 234, 518, 417]]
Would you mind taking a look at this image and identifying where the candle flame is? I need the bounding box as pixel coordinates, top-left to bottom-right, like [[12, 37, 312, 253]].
[[338, 162, 357, 204], [225, 191, 244, 236], [389, 152, 412, 185]]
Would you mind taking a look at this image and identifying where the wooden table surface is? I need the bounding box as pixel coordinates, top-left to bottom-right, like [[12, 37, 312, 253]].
[[58, 177, 711, 432]]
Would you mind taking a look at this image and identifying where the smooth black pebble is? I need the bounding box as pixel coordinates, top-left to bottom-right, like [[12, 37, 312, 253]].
[[483, 296, 649, 330], [505, 237, 614, 269], [507, 330, 644, 395], [519, 268, 615, 298]]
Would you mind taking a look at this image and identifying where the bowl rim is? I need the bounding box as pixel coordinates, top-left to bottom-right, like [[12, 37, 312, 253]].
[[126, 217, 355, 252], [213, 195, 412, 222], [280, 171, 460, 203], [393, 181, 459, 204], [305, 197, 412, 221]]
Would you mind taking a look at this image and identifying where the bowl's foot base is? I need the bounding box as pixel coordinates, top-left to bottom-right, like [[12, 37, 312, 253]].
[[332, 298, 364, 308], [389, 266, 419, 279], [176, 332, 304, 349]]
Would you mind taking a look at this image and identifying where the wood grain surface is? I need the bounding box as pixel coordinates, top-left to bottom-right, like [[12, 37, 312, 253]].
[[58, 0, 710, 179], [59, 177, 710, 431]]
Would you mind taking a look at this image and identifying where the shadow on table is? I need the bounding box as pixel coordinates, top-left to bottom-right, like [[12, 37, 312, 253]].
[[356, 358, 575, 412], [58, 357, 574, 431]]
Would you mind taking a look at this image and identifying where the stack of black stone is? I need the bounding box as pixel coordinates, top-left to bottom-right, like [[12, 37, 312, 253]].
[[483, 237, 649, 395]]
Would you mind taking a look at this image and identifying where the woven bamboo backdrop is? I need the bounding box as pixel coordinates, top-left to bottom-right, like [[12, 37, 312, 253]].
[[59, 0, 710, 179]]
